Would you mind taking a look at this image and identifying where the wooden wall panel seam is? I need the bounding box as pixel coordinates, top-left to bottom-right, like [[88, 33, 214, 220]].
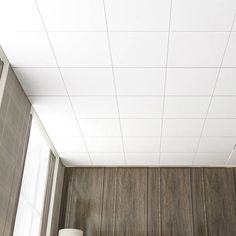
[[112, 168, 117, 236], [202, 168, 209, 236], [189, 169, 194, 236], [99, 168, 105, 236], [159, 168, 161, 236]]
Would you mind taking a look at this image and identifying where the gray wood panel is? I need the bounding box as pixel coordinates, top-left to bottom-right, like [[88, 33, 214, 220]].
[[147, 168, 160, 236], [160, 168, 193, 236], [115, 168, 147, 236], [68, 168, 104, 236], [204, 168, 236, 236], [59, 167, 236, 236], [190, 168, 208, 236], [101, 168, 117, 236]]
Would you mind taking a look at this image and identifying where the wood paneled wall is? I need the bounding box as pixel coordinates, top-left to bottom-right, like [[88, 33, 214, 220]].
[[59, 168, 236, 236]]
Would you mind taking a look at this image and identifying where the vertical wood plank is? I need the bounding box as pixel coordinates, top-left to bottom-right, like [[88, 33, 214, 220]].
[[204, 168, 236, 236], [147, 168, 160, 236], [67, 168, 104, 236], [190, 168, 208, 236], [161, 168, 193, 236], [115, 168, 147, 236], [101, 168, 117, 236]]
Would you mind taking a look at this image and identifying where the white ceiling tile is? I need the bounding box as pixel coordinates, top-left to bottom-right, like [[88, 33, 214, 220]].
[[51, 136, 87, 153], [160, 153, 194, 166], [208, 96, 236, 118], [79, 119, 121, 137], [37, 0, 106, 31], [121, 119, 162, 137], [14, 68, 66, 95], [166, 68, 218, 95], [161, 137, 199, 152], [71, 96, 118, 118], [0, 0, 43, 31], [126, 153, 158, 166], [85, 137, 123, 152], [29, 96, 81, 137], [222, 33, 236, 67], [61, 68, 115, 95], [29, 96, 74, 118], [168, 32, 228, 67], [198, 137, 236, 153], [105, 0, 171, 31], [215, 69, 236, 95], [227, 150, 236, 165], [202, 119, 236, 136], [59, 153, 91, 166], [162, 119, 204, 137], [164, 96, 210, 118], [0, 32, 56, 67], [49, 32, 111, 67], [171, 0, 236, 31], [194, 153, 229, 166], [124, 137, 160, 152], [109, 32, 168, 67], [115, 68, 165, 95], [119, 96, 163, 118], [91, 153, 124, 165]]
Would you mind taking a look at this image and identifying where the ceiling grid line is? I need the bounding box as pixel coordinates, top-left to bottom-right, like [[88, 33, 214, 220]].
[[158, 0, 173, 165], [102, 0, 127, 164], [12, 66, 236, 69], [191, 14, 236, 166], [34, 0, 94, 165]]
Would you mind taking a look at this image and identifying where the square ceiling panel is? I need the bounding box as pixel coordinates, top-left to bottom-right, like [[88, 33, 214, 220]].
[[79, 119, 121, 137], [14, 68, 66, 96], [118, 96, 163, 118], [168, 32, 228, 67], [161, 137, 199, 153], [171, 0, 236, 31], [91, 153, 124, 166], [71, 96, 118, 118], [0, 32, 56, 67], [222, 32, 236, 67], [84, 137, 124, 153], [164, 96, 211, 118], [215, 69, 236, 95], [109, 32, 168, 67], [160, 153, 194, 166], [115, 68, 165, 96], [162, 119, 204, 137], [48, 32, 111, 67], [166, 68, 217, 96], [194, 153, 230, 166], [121, 119, 162, 137], [37, 0, 106, 31], [104, 0, 171, 31], [61, 68, 115, 95], [126, 153, 158, 166], [0, 0, 43, 31], [124, 137, 160, 153]]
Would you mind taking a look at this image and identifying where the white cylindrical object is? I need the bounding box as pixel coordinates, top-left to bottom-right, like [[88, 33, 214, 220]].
[[59, 229, 83, 236]]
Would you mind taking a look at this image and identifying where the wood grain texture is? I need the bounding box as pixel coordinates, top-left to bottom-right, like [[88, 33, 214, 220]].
[[67, 168, 104, 236], [190, 168, 208, 236], [160, 168, 193, 236], [115, 168, 147, 236], [204, 168, 236, 236], [101, 168, 117, 236], [59, 167, 236, 236], [147, 168, 160, 236]]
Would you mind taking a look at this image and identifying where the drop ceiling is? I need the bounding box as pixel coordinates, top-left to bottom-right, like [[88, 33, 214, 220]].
[[1, 0, 236, 166]]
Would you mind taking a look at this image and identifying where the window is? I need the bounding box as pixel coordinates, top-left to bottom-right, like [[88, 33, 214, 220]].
[[13, 118, 51, 236]]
